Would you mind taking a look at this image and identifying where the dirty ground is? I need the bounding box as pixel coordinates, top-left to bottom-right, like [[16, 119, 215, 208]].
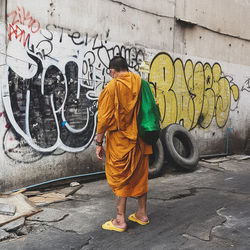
[[0, 155, 250, 250]]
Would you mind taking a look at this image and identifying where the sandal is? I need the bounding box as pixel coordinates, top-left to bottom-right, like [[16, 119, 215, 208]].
[[128, 213, 149, 225], [102, 220, 126, 232]]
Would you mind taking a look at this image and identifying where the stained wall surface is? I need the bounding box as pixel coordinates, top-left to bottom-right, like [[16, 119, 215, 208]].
[[0, 0, 250, 191]]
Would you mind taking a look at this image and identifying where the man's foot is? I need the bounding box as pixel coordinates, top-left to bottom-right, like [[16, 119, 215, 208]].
[[102, 219, 126, 232], [128, 213, 149, 225], [112, 218, 127, 230]]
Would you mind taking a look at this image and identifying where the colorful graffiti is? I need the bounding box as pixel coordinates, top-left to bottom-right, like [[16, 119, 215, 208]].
[[148, 52, 240, 130], [3, 7, 241, 160], [3, 7, 144, 156]]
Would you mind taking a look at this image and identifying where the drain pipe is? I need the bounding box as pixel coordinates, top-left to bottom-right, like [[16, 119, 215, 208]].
[[8, 171, 106, 194], [225, 127, 233, 155], [200, 127, 232, 159]]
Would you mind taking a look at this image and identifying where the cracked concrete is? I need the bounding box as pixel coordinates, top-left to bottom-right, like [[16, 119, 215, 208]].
[[185, 213, 226, 241], [1, 217, 25, 232], [0, 158, 250, 249], [0, 229, 11, 241], [148, 188, 196, 201], [26, 208, 68, 223], [0, 227, 90, 250], [109, 0, 174, 19]]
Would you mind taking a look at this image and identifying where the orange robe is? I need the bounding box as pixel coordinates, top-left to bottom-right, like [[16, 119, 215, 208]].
[[97, 72, 152, 197]]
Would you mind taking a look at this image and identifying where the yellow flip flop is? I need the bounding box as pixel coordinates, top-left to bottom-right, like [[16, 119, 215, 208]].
[[128, 213, 149, 225], [102, 220, 126, 232]]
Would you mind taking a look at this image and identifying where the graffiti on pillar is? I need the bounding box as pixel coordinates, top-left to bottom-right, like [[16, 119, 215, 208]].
[[4, 8, 145, 156], [148, 52, 240, 130]]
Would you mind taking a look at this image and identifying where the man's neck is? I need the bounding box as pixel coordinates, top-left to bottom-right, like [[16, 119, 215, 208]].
[[115, 70, 128, 78]]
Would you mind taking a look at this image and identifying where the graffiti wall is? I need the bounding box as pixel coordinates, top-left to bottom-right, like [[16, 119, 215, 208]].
[[148, 52, 239, 130], [4, 6, 144, 156], [1, 2, 250, 190]]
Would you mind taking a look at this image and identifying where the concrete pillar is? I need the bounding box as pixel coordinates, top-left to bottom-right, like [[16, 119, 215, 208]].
[[0, 0, 7, 191]]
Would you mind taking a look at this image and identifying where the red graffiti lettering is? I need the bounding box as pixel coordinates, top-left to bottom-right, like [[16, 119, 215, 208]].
[[7, 6, 40, 34], [8, 23, 30, 46]]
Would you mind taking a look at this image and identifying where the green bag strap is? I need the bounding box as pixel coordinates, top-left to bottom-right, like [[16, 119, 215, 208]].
[[138, 79, 161, 131]]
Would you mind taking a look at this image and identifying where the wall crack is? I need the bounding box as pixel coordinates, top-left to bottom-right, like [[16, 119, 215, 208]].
[[107, 0, 173, 19]]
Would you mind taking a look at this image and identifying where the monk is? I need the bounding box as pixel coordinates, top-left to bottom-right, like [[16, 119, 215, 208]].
[[96, 56, 152, 232]]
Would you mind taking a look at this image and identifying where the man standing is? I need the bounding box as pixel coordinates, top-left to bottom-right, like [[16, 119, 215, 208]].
[[96, 56, 152, 232]]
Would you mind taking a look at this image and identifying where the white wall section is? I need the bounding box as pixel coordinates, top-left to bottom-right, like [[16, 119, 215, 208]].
[[0, 0, 250, 191]]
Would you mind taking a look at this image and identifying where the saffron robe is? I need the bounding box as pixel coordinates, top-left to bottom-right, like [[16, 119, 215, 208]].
[[97, 72, 152, 197]]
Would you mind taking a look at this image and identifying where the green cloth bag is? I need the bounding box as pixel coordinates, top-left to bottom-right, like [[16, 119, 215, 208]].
[[138, 79, 161, 145]]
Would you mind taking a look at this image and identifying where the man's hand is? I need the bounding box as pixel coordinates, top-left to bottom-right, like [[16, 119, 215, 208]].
[[96, 145, 104, 161]]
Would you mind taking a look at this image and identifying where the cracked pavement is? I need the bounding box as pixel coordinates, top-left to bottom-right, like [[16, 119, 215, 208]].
[[0, 157, 250, 249]]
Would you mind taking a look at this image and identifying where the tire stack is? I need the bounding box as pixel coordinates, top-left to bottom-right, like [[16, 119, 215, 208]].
[[148, 124, 200, 178]]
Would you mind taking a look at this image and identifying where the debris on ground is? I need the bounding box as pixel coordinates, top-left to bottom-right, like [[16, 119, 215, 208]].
[[0, 229, 11, 241], [1, 217, 25, 232], [23, 191, 43, 197], [0, 182, 84, 242], [65, 184, 83, 197], [201, 154, 250, 164], [70, 182, 81, 187], [227, 154, 250, 161], [0, 193, 41, 227], [0, 203, 16, 216], [26, 183, 84, 206], [200, 157, 230, 163], [28, 192, 73, 207]]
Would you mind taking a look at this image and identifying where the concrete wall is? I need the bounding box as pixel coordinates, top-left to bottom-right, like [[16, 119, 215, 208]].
[[1, 0, 250, 191], [175, 0, 250, 65]]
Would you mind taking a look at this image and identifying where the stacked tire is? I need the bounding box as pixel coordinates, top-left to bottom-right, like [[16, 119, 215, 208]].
[[148, 139, 165, 178], [161, 124, 199, 172], [148, 124, 199, 178]]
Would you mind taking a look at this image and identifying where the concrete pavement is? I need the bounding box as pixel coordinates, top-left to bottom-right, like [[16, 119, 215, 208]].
[[0, 156, 250, 249]]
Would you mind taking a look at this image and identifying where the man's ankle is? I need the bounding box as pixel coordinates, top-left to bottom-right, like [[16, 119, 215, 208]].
[[116, 215, 126, 224], [113, 218, 127, 228], [136, 212, 148, 221]]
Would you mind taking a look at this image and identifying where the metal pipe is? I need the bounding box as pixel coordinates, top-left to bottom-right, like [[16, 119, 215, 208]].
[[8, 171, 105, 193], [226, 127, 233, 154], [200, 153, 227, 159]]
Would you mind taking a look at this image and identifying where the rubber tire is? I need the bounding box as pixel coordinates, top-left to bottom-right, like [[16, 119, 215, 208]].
[[148, 139, 165, 178], [161, 124, 199, 171]]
